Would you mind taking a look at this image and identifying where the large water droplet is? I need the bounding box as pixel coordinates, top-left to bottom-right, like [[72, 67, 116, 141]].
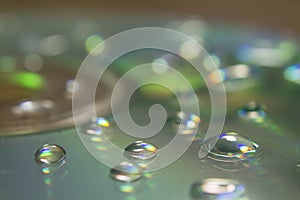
[[202, 132, 260, 162], [171, 111, 201, 135], [238, 101, 266, 123], [190, 178, 245, 199], [283, 64, 300, 85], [124, 141, 158, 160], [11, 100, 55, 117], [35, 144, 66, 164], [110, 162, 143, 182]]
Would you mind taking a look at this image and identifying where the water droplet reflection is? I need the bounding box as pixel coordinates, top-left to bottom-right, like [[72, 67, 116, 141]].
[[207, 64, 261, 92], [202, 132, 260, 162], [172, 112, 201, 135], [35, 144, 66, 164], [283, 64, 300, 85], [110, 162, 143, 182], [190, 178, 245, 199], [85, 123, 103, 135], [238, 101, 266, 123], [96, 117, 111, 128], [124, 141, 158, 160], [11, 99, 55, 117]]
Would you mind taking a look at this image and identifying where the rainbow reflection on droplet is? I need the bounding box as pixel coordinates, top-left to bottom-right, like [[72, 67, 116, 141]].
[[35, 144, 66, 164], [283, 64, 300, 85], [172, 111, 201, 135], [124, 141, 158, 160], [238, 101, 266, 123], [202, 132, 260, 162], [96, 117, 110, 128], [85, 123, 103, 135], [110, 162, 143, 182], [190, 178, 245, 199], [118, 183, 135, 193]]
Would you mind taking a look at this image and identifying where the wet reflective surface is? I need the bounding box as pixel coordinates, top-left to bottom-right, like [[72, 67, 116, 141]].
[[0, 13, 300, 200]]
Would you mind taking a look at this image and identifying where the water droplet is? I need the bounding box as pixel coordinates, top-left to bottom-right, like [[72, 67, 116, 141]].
[[118, 183, 135, 193], [238, 101, 266, 123], [24, 54, 43, 72], [207, 64, 261, 92], [40, 35, 68, 56], [124, 141, 158, 160], [110, 162, 143, 182], [84, 123, 103, 135], [35, 144, 66, 164], [283, 64, 300, 85], [11, 100, 55, 117], [171, 112, 201, 135], [190, 178, 245, 199], [202, 132, 260, 162]]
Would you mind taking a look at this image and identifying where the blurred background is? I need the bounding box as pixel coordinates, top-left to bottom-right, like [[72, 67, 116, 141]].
[[1, 0, 300, 36]]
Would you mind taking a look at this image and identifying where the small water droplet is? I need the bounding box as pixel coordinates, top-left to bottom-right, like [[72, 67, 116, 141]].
[[238, 101, 266, 123], [85, 123, 103, 135], [11, 100, 55, 117], [202, 132, 260, 162], [190, 178, 245, 199], [283, 64, 300, 85], [124, 141, 158, 160], [110, 162, 143, 182], [171, 111, 201, 135], [35, 144, 66, 164]]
